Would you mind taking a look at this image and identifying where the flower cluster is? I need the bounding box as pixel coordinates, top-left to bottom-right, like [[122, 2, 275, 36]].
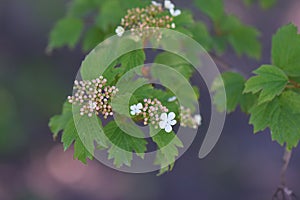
[[68, 76, 118, 118], [115, 0, 181, 39], [180, 106, 202, 129], [130, 98, 176, 132]]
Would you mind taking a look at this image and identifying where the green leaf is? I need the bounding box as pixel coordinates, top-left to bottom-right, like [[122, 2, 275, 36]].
[[74, 138, 93, 164], [104, 121, 147, 167], [243, 0, 277, 9], [120, 50, 146, 71], [239, 92, 257, 114], [259, 0, 277, 9], [270, 91, 300, 149], [219, 15, 261, 59], [67, 0, 98, 18], [249, 98, 278, 132], [272, 24, 300, 77], [151, 128, 183, 175], [48, 102, 94, 163], [191, 22, 213, 51], [49, 102, 72, 138], [95, 0, 125, 31], [154, 52, 194, 80], [212, 72, 245, 112], [244, 65, 288, 104], [173, 10, 195, 28], [48, 17, 83, 52], [194, 0, 224, 22], [249, 91, 300, 149], [82, 27, 104, 52], [61, 119, 77, 150]]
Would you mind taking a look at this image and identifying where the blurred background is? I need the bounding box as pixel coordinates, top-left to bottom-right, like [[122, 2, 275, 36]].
[[1, 0, 300, 199]]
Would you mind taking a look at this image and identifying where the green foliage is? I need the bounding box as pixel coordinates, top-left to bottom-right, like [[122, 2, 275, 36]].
[[272, 24, 300, 77], [195, 0, 261, 59], [249, 91, 300, 149], [244, 65, 288, 104], [48, 0, 300, 176], [194, 0, 261, 59], [151, 127, 183, 175], [49, 102, 93, 163], [104, 121, 147, 167], [243, 0, 277, 9], [47, 17, 83, 52], [212, 72, 256, 113]]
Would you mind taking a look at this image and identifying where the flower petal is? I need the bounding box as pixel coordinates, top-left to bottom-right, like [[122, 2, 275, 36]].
[[130, 105, 136, 111], [170, 8, 181, 17], [170, 119, 177, 126], [165, 124, 172, 133], [164, 0, 175, 10], [130, 110, 136, 115], [159, 120, 167, 129], [160, 113, 168, 120], [168, 112, 176, 120], [137, 103, 143, 109]]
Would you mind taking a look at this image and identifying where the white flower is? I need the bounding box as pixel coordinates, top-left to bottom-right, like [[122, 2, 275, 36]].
[[115, 26, 125, 37], [164, 0, 175, 10], [130, 103, 143, 115], [194, 114, 202, 126], [88, 101, 97, 110], [171, 23, 176, 29], [152, 1, 162, 6], [170, 8, 181, 17], [168, 96, 177, 102], [159, 112, 177, 133]]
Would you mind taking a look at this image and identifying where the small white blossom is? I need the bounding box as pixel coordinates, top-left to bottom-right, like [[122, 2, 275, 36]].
[[159, 112, 177, 133], [170, 8, 181, 17], [115, 26, 125, 37], [171, 23, 176, 29], [88, 101, 97, 110], [164, 0, 175, 10], [194, 114, 202, 126], [130, 103, 143, 115], [168, 96, 177, 102], [152, 1, 162, 6]]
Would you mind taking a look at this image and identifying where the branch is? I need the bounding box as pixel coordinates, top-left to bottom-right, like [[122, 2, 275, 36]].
[[281, 149, 292, 186], [272, 148, 297, 200]]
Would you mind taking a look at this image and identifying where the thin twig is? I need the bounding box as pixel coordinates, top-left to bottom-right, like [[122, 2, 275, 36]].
[[281, 149, 292, 186], [272, 149, 297, 200]]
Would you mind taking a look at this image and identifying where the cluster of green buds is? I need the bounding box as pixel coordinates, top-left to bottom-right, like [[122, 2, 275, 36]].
[[68, 76, 118, 118], [115, 0, 181, 40]]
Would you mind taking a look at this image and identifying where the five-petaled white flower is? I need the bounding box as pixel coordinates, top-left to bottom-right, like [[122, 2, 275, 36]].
[[115, 26, 125, 37], [130, 103, 143, 115], [152, 1, 162, 6], [170, 8, 181, 17], [164, 0, 175, 10], [194, 114, 202, 126], [88, 101, 97, 110], [159, 112, 177, 133]]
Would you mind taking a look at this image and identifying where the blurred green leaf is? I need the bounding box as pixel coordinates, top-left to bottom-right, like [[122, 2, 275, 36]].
[[194, 0, 224, 22], [48, 17, 83, 52], [82, 26, 105, 52]]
